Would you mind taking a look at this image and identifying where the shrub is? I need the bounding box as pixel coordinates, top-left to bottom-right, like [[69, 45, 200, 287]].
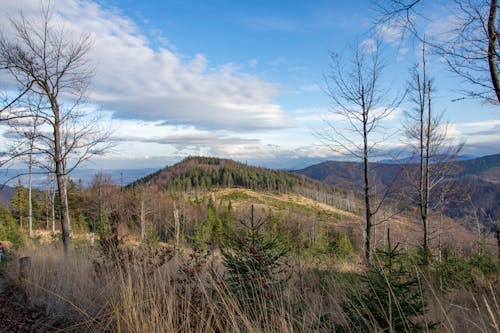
[[192, 199, 225, 249], [304, 227, 357, 261], [143, 227, 160, 247], [329, 230, 356, 260], [432, 249, 500, 289], [0, 204, 26, 249]]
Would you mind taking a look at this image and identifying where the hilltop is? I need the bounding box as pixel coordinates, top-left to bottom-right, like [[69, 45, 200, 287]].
[[127, 156, 478, 251], [129, 156, 358, 213]]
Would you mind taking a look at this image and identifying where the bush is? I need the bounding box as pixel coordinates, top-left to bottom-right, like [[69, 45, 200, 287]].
[[304, 228, 357, 260], [433, 249, 500, 289], [330, 231, 356, 260], [191, 199, 226, 250], [143, 227, 160, 247], [0, 204, 26, 249]]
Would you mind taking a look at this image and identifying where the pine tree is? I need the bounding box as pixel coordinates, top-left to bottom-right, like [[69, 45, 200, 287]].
[[221, 205, 289, 310], [341, 232, 435, 332], [10, 179, 28, 229]]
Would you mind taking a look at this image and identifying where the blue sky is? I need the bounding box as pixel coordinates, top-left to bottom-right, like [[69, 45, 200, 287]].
[[0, 0, 498, 170]]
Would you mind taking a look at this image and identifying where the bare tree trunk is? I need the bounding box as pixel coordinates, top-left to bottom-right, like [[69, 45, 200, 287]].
[[422, 79, 432, 265], [363, 110, 373, 266], [173, 201, 180, 252], [487, 0, 500, 103], [51, 184, 56, 236], [27, 116, 39, 240], [52, 98, 71, 256], [418, 54, 426, 263], [140, 193, 146, 241], [496, 227, 500, 261], [28, 146, 33, 239], [45, 190, 49, 230], [55, 172, 71, 254]]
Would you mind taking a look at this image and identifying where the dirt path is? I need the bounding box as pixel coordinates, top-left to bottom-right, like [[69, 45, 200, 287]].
[[0, 273, 49, 332]]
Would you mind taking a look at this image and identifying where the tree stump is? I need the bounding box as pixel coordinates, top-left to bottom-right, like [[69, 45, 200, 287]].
[[19, 257, 31, 279]]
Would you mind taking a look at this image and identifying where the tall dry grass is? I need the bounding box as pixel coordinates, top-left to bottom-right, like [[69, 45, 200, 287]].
[[2, 242, 499, 332]]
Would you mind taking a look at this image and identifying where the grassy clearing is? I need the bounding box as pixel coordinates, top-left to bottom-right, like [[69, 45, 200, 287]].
[[1, 241, 498, 333], [216, 188, 356, 221]]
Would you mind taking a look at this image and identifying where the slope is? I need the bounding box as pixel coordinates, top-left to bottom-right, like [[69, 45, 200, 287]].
[[293, 154, 500, 230], [128, 156, 480, 252]]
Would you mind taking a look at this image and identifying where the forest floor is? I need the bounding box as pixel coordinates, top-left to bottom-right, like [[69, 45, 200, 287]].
[[0, 272, 49, 332]]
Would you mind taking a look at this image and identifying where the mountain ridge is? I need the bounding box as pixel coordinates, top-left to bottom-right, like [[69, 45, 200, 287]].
[[293, 153, 500, 230]]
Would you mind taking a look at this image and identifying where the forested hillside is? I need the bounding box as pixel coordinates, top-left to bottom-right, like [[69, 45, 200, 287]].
[[131, 156, 359, 213], [293, 154, 500, 230]]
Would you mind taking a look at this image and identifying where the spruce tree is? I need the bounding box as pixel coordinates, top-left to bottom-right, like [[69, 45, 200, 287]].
[[221, 205, 289, 310], [341, 232, 435, 332]]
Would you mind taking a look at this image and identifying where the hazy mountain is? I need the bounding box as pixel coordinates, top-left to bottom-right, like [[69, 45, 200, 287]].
[[0, 184, 15, 205], [293, 154, 500, 231], [0, 168, 159, 188]]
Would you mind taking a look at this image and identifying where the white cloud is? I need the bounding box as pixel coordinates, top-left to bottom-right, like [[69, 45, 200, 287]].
[[0, 0, 291, 131], [376, 20, 404, 45], [454, 120, 500, 143], [360, 38, 377, 54]]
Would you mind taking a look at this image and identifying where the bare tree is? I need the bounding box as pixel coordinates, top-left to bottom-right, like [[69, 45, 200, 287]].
[[373, 0, 500, 104], [403, 43, 463, 264], [84, 172, 115, 239], [130, 184, 154, 242], [319, 41, 403, 265], [0, 5, 111, 255], [2, 114, 42, 238]]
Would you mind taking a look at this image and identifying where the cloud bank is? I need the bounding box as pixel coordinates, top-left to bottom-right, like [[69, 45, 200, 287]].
[[0, 0, 291, 132]]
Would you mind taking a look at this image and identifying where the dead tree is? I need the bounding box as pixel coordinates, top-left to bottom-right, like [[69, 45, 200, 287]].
[[319, 41, 403, 265], [404, 43, 463, 264]]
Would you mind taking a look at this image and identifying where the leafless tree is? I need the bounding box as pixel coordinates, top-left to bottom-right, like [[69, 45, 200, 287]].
[[1, 113, 43, 238], [89, 172, 112, 236], [373, 0, 500, 104], [403, 43, 463, 264], [129, 184, 154, 242], [319, 41, 403, 265], [0, 5, 111, 255]]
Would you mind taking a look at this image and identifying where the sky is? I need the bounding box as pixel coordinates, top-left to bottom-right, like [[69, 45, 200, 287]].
[[0, 0, 498, 171]]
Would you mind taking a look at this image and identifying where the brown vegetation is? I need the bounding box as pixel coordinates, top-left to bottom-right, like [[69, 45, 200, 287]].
[[0, 241, 498, 332]]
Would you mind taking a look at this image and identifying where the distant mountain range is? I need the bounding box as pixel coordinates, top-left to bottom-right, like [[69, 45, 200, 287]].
[[293, 153, 500, 231], [377, 154, 478, 164], [0, 168, 159, 188], [0, 185, 15, 205], [0, 168, 158, 205]]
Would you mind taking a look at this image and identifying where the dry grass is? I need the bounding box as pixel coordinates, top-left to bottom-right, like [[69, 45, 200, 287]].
[[2, 242, 499, 332]]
